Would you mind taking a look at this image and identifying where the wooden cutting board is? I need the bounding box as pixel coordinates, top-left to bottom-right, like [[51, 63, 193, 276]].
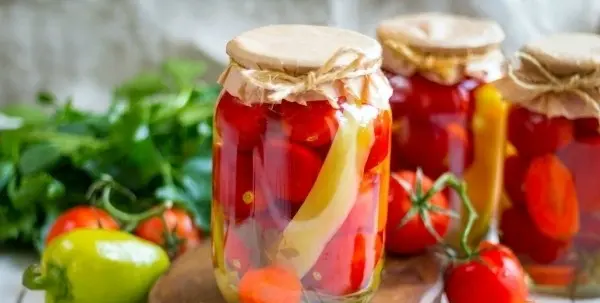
[[149, 243, 445, 303]]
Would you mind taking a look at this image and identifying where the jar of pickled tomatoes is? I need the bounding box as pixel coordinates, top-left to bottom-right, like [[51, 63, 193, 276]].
[[376, 13, 507, 246], [495, 33, 600, 298], [212, 25, 392, 303]]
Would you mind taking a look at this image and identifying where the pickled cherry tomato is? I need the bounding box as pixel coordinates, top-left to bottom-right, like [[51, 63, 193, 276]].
[[364, 110, 391, 171], [255, 140, 323, 204], [215, 92, 266, 150], [508, 106, 574, 158], [393, 116, 471, 178], [304, 233, 381, 296], [214, 147, 267, 222], [225, 229, 253, 278], [574, 118, 600, 138], [281, 100, 340, 147], [503, 155, 528, 207]]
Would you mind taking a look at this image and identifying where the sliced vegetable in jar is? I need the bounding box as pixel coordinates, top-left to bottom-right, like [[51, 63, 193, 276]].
[[238, 265, 302, 303]]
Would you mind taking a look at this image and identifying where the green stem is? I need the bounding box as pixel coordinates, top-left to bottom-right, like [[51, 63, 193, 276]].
[[22, 263, 70, 301], [446, 177, 478, 258], [100, 187, 172, 228], [22, 264, 46, 290]]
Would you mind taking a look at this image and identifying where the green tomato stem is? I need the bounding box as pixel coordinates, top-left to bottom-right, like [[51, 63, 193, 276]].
[[101, 187, 172, 228]]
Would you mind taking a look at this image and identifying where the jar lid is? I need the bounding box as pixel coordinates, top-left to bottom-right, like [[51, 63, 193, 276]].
[[494, 33, 600, 119], [376, 13, 506, 85], [219, 24, 391, 106]]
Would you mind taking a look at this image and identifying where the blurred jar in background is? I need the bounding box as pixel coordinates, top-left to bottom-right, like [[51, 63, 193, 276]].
[[212, 25, 392, 302], [377, 13, 508, 247], [496, 33, 600, 298]]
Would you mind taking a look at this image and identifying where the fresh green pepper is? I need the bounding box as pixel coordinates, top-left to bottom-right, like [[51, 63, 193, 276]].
[[23, 229, 170, 303]]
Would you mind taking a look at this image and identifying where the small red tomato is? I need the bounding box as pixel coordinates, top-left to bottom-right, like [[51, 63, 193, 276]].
[[444, 242, 529, 303], [255, 140, 323, 204], [46, 206, 119, 245], [385, 171, 451, 255], [503, 155, 529, 207], [393, 116, 471, 179], [224, 228, 253, 278], [134, 208, 202, 257], [574, 117, 600, 138], [215, 92, 266, 150], [214, 146, 268, 222], [281, 100, 339, 147], [508, 106, 573, 158], [364, 109, 392, 171], [304, 233, 380, 296]]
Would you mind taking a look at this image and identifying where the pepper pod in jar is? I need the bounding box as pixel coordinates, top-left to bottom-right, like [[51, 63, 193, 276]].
[[212, 25, 392, 303], [376, 13, 507, 247], [495, 33, 600, 298]]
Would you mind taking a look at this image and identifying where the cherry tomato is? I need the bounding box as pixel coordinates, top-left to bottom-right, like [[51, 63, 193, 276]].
[[134, 208, 202, 257], [574, 117, 600, 138], [385, 171, 451, 255], [215, 92, 266, 150], [393, 116, 471, 179], [304, 232, 381, 296], [444, 241, 529, 303], [508, 106, 573, 158], [224, 228, 253, 279], [337, 175, 378, 236], [503, 155, 528, 207], [500, 207, 570, 265], [214, 146, 268, 222], [387, 73, 475, 118], [364, 109, 391, 171], [239, 265, 302, 303], [46, 206, 119, 245], [281, 100, 339, 147], [255, 140, 323, 204]]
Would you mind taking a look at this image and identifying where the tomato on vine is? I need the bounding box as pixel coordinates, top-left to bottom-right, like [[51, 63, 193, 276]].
[[46, 206, 119, 245], [385, 169, 454, 255]]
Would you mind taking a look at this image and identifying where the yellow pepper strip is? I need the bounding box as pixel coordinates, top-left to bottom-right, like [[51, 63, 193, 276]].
[[275, 104, 375, 278], [212, 202, 240, 303], [456, 84, 508, 246]]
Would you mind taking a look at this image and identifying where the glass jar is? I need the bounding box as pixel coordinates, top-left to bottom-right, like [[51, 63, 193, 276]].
[[212, 25, 392, 303], [376, 13, 507, 247], [496, 33, 600, 298]]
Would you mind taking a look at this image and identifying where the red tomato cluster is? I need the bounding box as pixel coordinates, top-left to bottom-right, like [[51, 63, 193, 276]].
[[386, 72, 478, 179], [501, 105, 600, 288], [214, 92, 390, 297], [46, 206, 202, 258]]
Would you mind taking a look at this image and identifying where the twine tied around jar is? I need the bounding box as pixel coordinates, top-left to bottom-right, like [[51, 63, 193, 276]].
[[218, 47, 383, 107], [508, 51, 600, 113]]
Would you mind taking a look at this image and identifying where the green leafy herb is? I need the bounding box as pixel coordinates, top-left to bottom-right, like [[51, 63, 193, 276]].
[[0, 58, 220, 250]]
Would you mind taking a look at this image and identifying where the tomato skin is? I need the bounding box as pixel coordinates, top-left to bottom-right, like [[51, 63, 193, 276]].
[[281, 100, 339, 147], [574, 117, 600, 138], [46, 206, 119, 245], [304, 233, 381, 296], [444, 242, 528, 303], [385, 171, 450, 255], [134, 208, 202, 257], [503, 155, 528, 207], [364, 109, 391, 171], [508, 106, 573, 158], [215, 92, 266, 150], [214, 146, 268, 222], [255, 140, 323, 204]]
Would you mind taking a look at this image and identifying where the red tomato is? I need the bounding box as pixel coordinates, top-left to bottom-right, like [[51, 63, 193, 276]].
[[337, 174, 379, 236], [46, 206, 119, 245], [500, 207, 570, 264], [224, 228, 253, 278], [134, 208, 202, 257], [255, 140, 323, 204], [574, 117, 600, 138], [364, 109, 391, 171], [508, 106, 573, 158], [281, 100, 339, 147], [215, 92, 266, 150], [214, 146, 268, 222], [304, 233, 381, 296], [385, 171, 451, 255], [387, 73, 475, 117], [444, 242, 529, 303], [503, 155, 529, 207], [393, 116, 471, 179]]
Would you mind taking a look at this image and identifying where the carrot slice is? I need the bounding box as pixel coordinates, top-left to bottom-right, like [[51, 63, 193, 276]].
[[238, 265, 302, 303], [524, 154, 579, 240], [525, 265, 576, 287]]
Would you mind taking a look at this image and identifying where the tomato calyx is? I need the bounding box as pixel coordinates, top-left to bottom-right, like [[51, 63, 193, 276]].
[[395, 168, 461, 244]]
